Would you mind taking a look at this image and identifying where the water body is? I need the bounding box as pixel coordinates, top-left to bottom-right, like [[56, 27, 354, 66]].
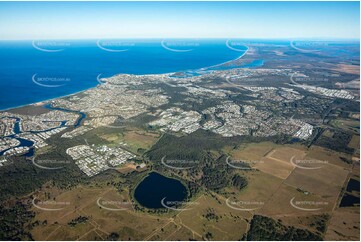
[[346, 178, 360, 193], [1, 39, 358, 111], [0, 116, 35, 157], [43, 103, 86, 127], [0, 39, 244, 111], [134, 172, 187, 209], [170, 59, 264, 78], [0, 104, 86, 157], [339, 193, 360, 207]]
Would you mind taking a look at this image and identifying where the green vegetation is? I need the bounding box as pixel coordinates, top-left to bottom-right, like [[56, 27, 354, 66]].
[[148, 132, 251, 195], [231, 174, 248, 190], [0, 201, 34, 240], [0, 157, 88, 201], [315, 129, 354, 154], [146, 129, 277, 162], [203, 208, 219, 222], [310, 214, 330, 234], [67, 216, 89, 227], [247, 215, 323, 241], [107, 232, 120, 241], [201, 162, 231, 191], [204, 231, 213, 240]]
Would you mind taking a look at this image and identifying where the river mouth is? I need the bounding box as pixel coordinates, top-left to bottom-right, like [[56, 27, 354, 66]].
[[134, 172, 188, 209]]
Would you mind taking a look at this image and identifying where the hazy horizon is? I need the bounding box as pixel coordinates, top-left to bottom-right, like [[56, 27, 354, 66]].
[[0, 1, 359, 40]]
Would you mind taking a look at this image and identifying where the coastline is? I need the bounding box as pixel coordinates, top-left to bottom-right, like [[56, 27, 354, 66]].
[[199, 45, 249, 71], [0, 48, 248, 113], [0, 88, 98, 112]]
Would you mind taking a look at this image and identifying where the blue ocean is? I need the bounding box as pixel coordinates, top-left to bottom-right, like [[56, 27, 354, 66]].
[[0, 39, 247, 111]]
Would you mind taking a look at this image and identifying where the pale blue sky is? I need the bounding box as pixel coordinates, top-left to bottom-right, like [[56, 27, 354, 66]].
[[0, 1, 359, 40]]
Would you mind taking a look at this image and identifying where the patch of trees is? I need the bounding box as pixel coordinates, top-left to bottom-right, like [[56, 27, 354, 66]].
[[199, 155, 249, 193], [107, 232, 120, 241], [231, 174, 248, 190], [204, 231, 213, 240], [315, 130, 354, 154], [145, 130, 276, 162], [0, 157, 88, 201], [185, 180, 200, 199], [0, 201, 34, 240], [67, 216, 88, 227], [247, 215, 322, 241], [310, 214, 330, 234], [334, 99, 360, 113], [203, 208, 219, 222], [200, 161, 231, 191], [149, 137, 250, 196]]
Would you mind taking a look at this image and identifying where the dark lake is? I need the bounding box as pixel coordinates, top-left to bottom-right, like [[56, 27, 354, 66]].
[[134, 172, 187, 209], [346, 178, 360, 193], [339, 193, 360, 207]]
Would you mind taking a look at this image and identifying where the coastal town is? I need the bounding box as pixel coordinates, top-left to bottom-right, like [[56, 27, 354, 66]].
[[0, 1, 359, 241], [0, 66, 358, 177]]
